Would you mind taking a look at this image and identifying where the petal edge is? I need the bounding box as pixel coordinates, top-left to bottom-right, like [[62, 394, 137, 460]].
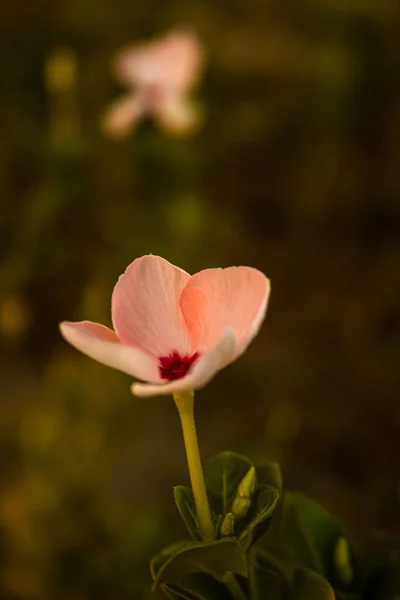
[[112, 255, 192, 356], [60, 321, 160, 383], [180, 266, 270, 355]]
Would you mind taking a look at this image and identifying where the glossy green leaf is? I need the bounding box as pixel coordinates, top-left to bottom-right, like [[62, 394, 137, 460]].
[[152, 538, 247, 590], [174, 486, 202, 541], [151, 540, 192, 581], [289, 493, 352, 587], [239, 484, 280, 550], [161, 582, 200, 600], [204, 452, 254, 516], [256, 459, 283, 495], [291, 568, 335, 600], [248, 549, 290, 600], [259, 491, 349, 584], [161, 573, 233, 600]]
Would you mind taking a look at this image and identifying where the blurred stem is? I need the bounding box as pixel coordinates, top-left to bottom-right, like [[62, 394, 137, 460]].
[[173, 390, 214, 541], [44, 47, 80, 146]]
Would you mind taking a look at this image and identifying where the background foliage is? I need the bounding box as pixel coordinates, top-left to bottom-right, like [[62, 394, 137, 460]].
[[0, 0, 399, 598]]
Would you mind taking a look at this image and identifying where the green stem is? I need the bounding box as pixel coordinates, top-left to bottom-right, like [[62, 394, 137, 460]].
[[224, 572, 247, 600], [173, 390, 214, 541]]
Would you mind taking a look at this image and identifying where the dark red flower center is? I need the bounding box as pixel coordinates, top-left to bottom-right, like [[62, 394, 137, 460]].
[[158, 351, 200, 381]]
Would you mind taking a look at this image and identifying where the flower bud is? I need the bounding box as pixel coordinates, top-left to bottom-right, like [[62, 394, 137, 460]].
[[334, 537, 353, 585], [220, 512, 235, 537], [232, 466, 256, 520]]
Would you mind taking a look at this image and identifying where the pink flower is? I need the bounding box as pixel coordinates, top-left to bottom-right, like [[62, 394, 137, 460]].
[[60, 255, 270, 398], [103, 29, 204, 138]]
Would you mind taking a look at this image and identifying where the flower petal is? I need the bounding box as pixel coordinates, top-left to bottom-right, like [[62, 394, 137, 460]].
[[114, 39, 167, 87], [112, 255, 192, 357], [154, 94, 198, 136], [131, 326, 236, 397], [59, 321, 161, 382], [158, 30, 204, 91], [115, 30, 203, 92], [180, 266, 270, 356], [102, 93, 144, 138]]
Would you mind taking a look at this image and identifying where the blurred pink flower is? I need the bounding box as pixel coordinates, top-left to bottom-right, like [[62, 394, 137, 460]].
[[60, 255, 270, 398], [103, 29, 204, 138]]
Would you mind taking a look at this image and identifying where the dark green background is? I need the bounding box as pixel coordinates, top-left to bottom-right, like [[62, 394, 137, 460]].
[[0, 0, 399, 598]]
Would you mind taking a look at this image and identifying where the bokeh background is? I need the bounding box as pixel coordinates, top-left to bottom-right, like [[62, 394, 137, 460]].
[[1, 0, 400, 598]]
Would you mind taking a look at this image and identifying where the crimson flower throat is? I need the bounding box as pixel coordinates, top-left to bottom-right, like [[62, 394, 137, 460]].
[[159, 351, 200, 381]]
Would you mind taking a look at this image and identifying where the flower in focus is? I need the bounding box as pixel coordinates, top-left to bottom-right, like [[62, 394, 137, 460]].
[[60, 255, 270, 397], [103, 29, 204, 138]]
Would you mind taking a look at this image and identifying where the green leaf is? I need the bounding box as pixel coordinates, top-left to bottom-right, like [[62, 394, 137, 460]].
[[239, 484, 280, 550], [151, 540, 192, 580], [174, 486, 202, 541], [256, 459, 283, 495], [152, 538, 247, 590], [161, 573, 233, 600], [259, 491, 349, 584], [161, 582, 200, 600], [288, 493, 351, 587], [204, 452, 254, 516], [248, 550, 290, 600], [291, 568, 335, 600]]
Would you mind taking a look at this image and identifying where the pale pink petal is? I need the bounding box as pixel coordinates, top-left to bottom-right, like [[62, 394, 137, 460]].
[[114, 30, 203, 92], [180, 267, 271, 356], [131, 327, 236, 397], [60, 321, 161, 382], [154, 94, 198, 136], [112, 255, 192, 357], [157, 30, 204, 91], [102, 93, 145, 138], [114, 40, 168, 87]]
